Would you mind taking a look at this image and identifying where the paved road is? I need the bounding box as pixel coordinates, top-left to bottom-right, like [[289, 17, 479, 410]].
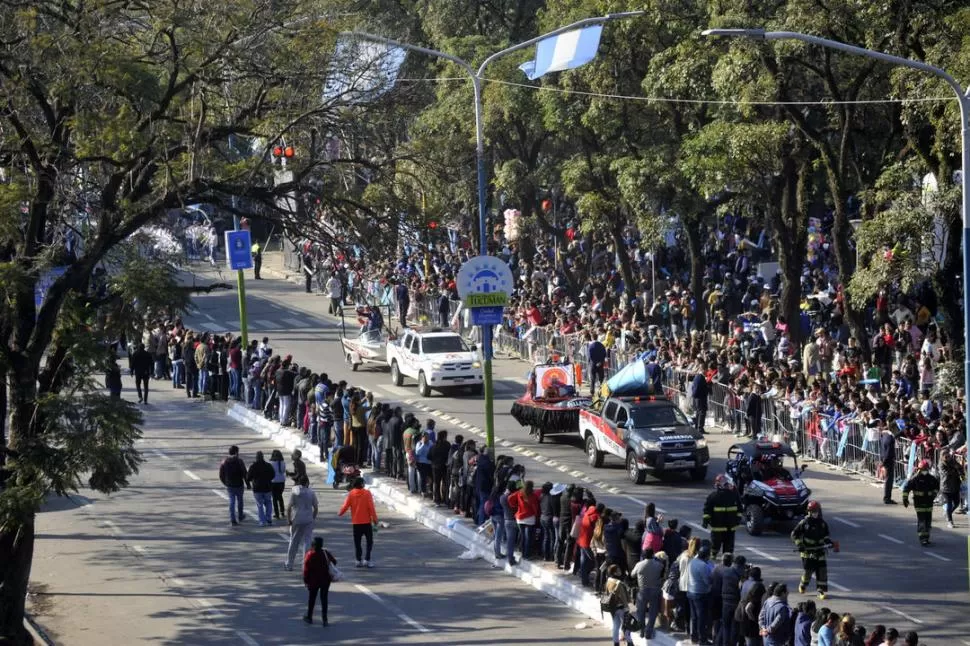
[[177, 260, 970, 643], [28, 385, 601, 645]]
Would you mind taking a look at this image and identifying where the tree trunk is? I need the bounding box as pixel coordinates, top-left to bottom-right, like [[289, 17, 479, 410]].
[[939, 213, 963, 343], [775, 155, 809, 346], [684, 218, 705, 331], [0, 520, 35, 646], [826, 168, 869, 354], [611, 216, 636, 304]]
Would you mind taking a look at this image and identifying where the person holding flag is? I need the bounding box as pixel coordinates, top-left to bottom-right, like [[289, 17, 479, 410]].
[[902, 459, 940, 546]]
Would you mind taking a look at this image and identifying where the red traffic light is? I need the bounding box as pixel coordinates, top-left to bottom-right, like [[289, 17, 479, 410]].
[[428, 221, 438, 230], [283, 146, 294, 158], [272, 146, 283, 157]]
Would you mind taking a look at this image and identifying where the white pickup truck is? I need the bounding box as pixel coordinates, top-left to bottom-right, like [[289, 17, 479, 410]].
[[386, 328, 484, 397]]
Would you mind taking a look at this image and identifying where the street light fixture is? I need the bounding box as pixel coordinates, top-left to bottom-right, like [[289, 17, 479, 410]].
[[345, 11, 644, 457], [703, 25, 970, 574]]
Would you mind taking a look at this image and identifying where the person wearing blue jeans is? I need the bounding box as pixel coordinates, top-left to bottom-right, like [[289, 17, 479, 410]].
[[247, 451, 276, 527], [219, 445, 249, 526], [198, 368, 209, 398], [499, 481, 519, 565], [172, 358, 184, 389], [686, 544, 713, 645]]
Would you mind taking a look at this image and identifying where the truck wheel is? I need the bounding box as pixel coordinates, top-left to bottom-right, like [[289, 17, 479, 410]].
[[470, 384, 484, 396], [418, 371, 431, 397], [626, 452, 646, 484], [745, 503, 765, 536], [690, 465, 708, 482], [391, 361, 403, 386], [586, 434, 604, 468]]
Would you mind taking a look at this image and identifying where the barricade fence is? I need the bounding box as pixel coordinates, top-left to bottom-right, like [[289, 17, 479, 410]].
[[288, 262, 938, 489]]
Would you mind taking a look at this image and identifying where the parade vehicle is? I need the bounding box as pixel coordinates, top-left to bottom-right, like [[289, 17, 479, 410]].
[[578, 361, 708, 484], [510, 361, 591, 443], [386, 327, 483, 396], [339, 306, 391, 372], [724, 440, 811, 536]]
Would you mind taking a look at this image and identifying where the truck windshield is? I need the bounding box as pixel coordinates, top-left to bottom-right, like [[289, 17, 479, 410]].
[[630, 406, 689, 428], [421, 336, 468, 354]]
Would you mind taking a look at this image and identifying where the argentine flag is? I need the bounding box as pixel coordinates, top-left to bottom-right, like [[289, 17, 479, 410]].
[[519, 26, 604, 80]]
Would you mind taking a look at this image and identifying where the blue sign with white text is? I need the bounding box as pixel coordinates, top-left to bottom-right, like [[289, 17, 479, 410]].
[[471, 306, 504, 326], [225, 230, 253, 270]]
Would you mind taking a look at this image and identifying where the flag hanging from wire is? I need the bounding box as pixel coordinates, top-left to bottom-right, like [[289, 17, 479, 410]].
[[324, 39, 407, 103], [518, 26, 604, 80]]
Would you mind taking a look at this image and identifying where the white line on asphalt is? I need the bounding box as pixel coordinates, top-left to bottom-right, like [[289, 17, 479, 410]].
[[203, 313, 216, 321], [545, 460, 558, 467], [253, 319, 279, 329], [569, 470, 584, 477], [832, 517, 861, 529], [623, 495, 647, 506], [607, 487, 621, 494], [183, 469, 202, 481], [171, 578, 187, 587], [827, 580, 851, 592], [925, 550, 951, 562], [355, 583, 430, 633], [581, 477, 594, 483], [686, 521, 711, 535], [746, 547, 780, 562], [881, 606, 923, 624], [286, 317, 309, 328], [211, 488, 229, 500], [558, 465, 570, 472], [278, 531, 290, 541], [878, 533, 904, 545], [236, 632, 260, 646], [151, 449, 172, 461], [460, 423, 471, 429], [132, 545, 147, 554], [102, 520, 122, 536]]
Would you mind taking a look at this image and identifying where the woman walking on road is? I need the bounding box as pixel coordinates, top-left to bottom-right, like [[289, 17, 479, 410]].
[[338, 477, 379, 568], [303, 536, 337, 626], [270, 450, 287, 520]]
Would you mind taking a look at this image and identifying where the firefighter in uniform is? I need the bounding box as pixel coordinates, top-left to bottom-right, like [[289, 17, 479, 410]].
[[702, 474, 743, 557], [902, 459, 940, 546], [790, 500, 834, 599]]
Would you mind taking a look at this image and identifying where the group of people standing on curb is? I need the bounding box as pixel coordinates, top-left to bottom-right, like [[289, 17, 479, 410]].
[[217, 444, 378, 627]]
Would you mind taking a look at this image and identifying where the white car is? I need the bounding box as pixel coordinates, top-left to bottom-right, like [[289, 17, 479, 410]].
[[386, 328, 483, 396]]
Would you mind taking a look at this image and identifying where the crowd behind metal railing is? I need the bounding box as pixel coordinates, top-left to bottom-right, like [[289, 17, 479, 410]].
[[290, 263, 947, 495]]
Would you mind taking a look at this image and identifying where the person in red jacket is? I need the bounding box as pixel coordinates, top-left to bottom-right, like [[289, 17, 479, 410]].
[[578, 502, 604, 587], [302, 536, 337, 626], [338, 477, 379, 567], [508, 480, 541, 560]]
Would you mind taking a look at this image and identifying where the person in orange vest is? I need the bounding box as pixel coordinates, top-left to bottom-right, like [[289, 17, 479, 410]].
[[338, 477, 379, 567]]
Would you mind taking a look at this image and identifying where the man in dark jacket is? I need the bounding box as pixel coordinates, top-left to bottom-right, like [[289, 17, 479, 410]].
[[631, 549, 665, 639], [219, 445, 249, 526], [131, 343, 153, 404], [388, 407, 405, 480], [429, 432, 451, 505], [556, 484, 577, 569], [718, 554, 746, 646], [474, 452, 495, 525], [246, 451, 275, 526], [622, 519, 645, 574], [182, 336, 198, 398], [586, 334, 607, 395], [703, 475, 743, 557], [691, 369, 709, 434], [603, 511, 630, 574], [902, 459, 940, 546], [879, 421, 899, 504], [744, 384, 762, 437]]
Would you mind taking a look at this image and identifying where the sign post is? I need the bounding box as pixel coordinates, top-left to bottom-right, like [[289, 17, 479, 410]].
[[456, 256, 514, 457], [225, 229, 252, 348]]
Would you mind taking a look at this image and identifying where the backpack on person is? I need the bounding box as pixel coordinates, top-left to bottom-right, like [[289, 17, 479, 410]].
[[599, 582, 625, 616]]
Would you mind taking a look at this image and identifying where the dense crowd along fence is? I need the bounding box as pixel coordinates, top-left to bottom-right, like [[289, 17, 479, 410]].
[[288, 262, 937, 491]]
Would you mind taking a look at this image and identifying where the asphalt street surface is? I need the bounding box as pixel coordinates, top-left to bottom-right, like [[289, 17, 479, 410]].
[[174, 260, 970, 643]]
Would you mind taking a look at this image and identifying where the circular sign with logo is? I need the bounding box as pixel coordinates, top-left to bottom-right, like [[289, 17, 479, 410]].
[[456, 256, 514, 307], [538, 365, 570, 391]]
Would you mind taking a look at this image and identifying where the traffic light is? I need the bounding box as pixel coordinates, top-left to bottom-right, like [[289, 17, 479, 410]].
[[428, 220, 438, 230], [271, 145, 295, 161]]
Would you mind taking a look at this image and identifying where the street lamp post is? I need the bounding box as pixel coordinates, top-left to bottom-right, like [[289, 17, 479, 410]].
[[703, 26, 970, 581], [347, 11, 643, 456]]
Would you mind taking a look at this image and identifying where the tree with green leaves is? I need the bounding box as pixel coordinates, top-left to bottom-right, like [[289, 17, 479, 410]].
[[0, 2, 421, 641]]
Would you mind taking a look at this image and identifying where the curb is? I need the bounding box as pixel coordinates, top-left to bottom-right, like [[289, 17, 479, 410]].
[[226, 402, 684, 646], [23, 612, 55, 645]]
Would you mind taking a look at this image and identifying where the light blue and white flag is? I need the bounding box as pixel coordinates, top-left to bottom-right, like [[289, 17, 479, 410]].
[[518, 26, 603, 80]]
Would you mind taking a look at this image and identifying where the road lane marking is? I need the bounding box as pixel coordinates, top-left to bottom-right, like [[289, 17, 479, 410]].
[[686, 521, 711, 535], [183, 469, 202, 481], [132, 545, 147, 554], [832, 517, 861, 528], [881, 606, 922, 624], [203, 313, 216, 321], [102, 520, 122, 536], [278, 531, 290, 541], [211, 488, 229, 500], [827, 580, 851, 592], [607, 487, 621, 494], [878, 533, 904, 545], [569, 470, 584, 477], [623, 495, 647, 506], [236, 632, 260, 646], [253, 319, 279, 329], [152, 450, 172, 461], [746, 547, 780, 562], [558, 465, 570, 472], [926, 551, 951, 562], [355, 583, 430, 633]]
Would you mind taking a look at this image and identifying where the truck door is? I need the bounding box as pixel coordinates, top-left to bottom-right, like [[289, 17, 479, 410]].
[[614, 405, 631, 451], [601, 401, 623, 458]]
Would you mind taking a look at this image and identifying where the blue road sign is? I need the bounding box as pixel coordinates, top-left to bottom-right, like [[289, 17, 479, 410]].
[[470, 306, 504, 326], [225, 230, 253, 270]]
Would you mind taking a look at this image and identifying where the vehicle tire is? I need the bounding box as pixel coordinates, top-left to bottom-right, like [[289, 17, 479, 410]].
[[745, 503, 764, 536], [627, 452, 646, 485], [470, 384, 484, 396], [690, 465, 708, 482], [586, 434, 604, 468], [391, 361, 403, 386], [418, 371, 431, 397]]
